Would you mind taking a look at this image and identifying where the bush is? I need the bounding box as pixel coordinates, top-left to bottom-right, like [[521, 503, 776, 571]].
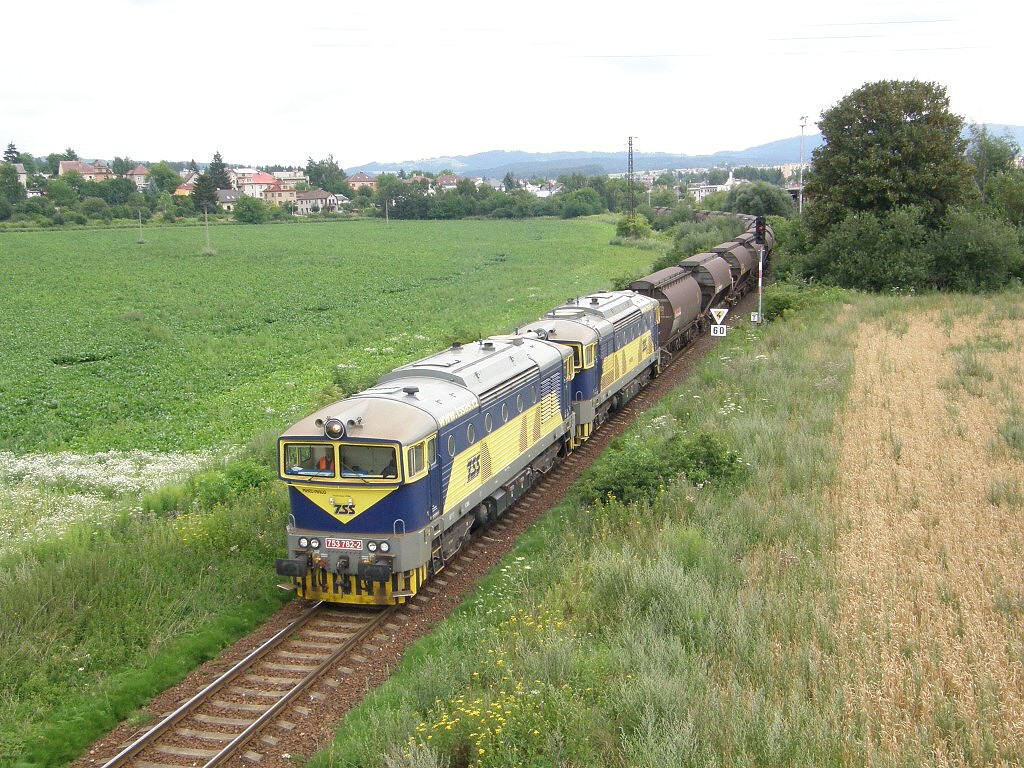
[[576, 429, 742, 505], [561, 188, 604, 218], [805, 206, 932, 291], [233, 195, 270, 224], [929, 207, 1024, 290], [81, 196, 113, 223], [615, 213, 652, 239]]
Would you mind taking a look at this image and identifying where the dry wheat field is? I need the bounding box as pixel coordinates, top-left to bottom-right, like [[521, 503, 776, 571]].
[[832, 298, 1024, 765]]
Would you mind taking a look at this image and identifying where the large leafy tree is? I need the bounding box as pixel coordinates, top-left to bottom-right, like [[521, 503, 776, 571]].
[[0, 163, 25, 204], [233, 195, 269, 224], [147, 162, 184, 194], [967, 124, 1018, 195], [723, 181, 794, 217], [804, 80, 972, 242], [306, 155, 348, 194], [111, 156, 135, 176]]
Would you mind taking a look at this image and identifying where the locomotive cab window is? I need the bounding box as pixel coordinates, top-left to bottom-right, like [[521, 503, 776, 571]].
[[407, 442, 426, 479], [335, 443, 398, 479], [284, 443, 336, 477], [583, 343, 596, 369], [567, 343, 583, 371]]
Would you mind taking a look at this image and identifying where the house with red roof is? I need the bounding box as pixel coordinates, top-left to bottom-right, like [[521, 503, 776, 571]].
[[58, 160, 114, 181], [238, 170, 278, 197], [125, 164, 150, 190], [262, 182, 297, 207], [347, 171, 377, 193]]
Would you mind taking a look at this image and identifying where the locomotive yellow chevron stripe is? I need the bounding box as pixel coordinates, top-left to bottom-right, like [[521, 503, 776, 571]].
[[600, 330, 655, 392], [444, 392, 562, 515], [294, 483, 398, 524]]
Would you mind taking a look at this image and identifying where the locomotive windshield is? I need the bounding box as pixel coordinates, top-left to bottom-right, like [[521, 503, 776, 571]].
[[283, 442, 398, 480], [284, 444, 336, 477], [338, 443, 398, 478]]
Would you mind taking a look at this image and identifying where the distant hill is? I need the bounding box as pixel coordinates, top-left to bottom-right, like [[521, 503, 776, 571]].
[[349, 136, 828, 179], [351, 123, 1024, 179]]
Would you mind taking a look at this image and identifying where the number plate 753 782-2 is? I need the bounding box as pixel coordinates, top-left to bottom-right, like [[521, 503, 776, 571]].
[[326, 538, 363, 550]]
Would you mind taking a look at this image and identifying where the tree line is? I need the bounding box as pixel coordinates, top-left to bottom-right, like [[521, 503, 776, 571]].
[[1, 140, 798, 229]]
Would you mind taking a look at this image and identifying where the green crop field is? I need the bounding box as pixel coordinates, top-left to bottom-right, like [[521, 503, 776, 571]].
[[0, 217, 652, 456], [0, 216, 666, 766], [0, 217, 660, 551]]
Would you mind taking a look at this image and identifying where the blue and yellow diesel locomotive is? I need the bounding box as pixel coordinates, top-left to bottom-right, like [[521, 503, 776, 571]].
[[275, 290, 660, 605]]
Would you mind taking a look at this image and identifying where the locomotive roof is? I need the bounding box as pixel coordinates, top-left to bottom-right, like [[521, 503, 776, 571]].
[[280, 393, 443, 444], [517, 291, 656, 344], [379, 337, 547, 396], [281, 334, 572, 445]]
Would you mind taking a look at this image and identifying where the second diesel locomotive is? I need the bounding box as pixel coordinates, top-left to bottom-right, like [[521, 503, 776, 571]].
[[276, 217, 773, 606]]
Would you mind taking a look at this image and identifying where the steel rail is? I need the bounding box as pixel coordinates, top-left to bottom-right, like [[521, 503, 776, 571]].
[[100, 601, 324, 768], [202, 605, 396, 767]]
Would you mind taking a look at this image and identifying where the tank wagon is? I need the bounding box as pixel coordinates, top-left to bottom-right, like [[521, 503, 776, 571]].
[[630, 218, 774, 355]]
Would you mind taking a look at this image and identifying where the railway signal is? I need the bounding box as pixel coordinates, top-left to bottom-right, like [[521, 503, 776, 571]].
[[754, 216, 766, 244]]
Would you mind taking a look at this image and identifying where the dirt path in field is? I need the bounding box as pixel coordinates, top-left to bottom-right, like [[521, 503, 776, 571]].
[[832, 305, 1024, 764]]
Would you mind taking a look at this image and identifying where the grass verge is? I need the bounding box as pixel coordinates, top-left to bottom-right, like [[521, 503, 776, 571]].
[[0, 455, 292, 768], [315, 282, 856, 767]]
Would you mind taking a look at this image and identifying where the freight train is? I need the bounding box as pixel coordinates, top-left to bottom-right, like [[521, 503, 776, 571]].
[[275, 216, 773, 606]]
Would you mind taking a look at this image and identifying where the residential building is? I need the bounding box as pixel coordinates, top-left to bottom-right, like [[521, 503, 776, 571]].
[[229, 167, 261, 189], [434, 174, 461, 192], [58, 159, 114, 181], [347, 171, 377, 193], [238, 170, 278, 197], [216, 189, 244, 211], [534, 181, 563, 198], [262, 182, 297, 208], [273, 170, 309, 186], [687, 169, 746, 204], [295, 188, 340, 215], [125, 164, 149, 191]]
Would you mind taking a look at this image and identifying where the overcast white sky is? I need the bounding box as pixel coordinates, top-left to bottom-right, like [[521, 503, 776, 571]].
[[5, 0, 1020, 169]]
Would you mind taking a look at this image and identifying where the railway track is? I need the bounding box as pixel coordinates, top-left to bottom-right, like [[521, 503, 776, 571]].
[[81, 293, 754, 768], [100, 603, 395, 768]]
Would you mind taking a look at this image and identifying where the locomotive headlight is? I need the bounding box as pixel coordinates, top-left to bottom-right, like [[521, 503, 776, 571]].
[[324, 418, 344, 440], [379, 541, 391, 553], [298, 536, 310, 548], [310, 538, 321, 549], [367, 541, 378, 552]]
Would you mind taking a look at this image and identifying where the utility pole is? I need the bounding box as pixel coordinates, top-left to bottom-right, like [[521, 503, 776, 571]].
[[627, 136, 635, 219], [799, 116, 807, 214]]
